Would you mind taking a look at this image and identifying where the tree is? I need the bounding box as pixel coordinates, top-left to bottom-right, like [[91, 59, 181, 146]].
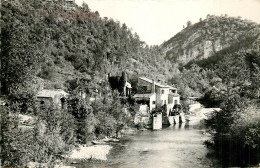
[[1, 2, 42, 100], [186, 20, 192, 27], [203, 51, 260, 166], [82, 2, 90, 12]]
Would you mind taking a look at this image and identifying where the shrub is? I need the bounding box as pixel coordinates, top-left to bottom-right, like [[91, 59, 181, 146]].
[[205, 104, 260, 167]]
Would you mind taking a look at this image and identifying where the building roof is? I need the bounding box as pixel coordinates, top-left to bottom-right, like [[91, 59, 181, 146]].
[[36, 89, 69, 99], [169, 93, 180, 97], [139, 77, 177, 89], [189, 96, 198, 98], [133, 93, 155, 99]]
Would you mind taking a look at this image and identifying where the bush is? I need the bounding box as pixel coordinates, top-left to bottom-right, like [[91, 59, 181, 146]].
[[37, 64, 55, 80], [205, 104, 260, 167], [1, 102, 76, 167]]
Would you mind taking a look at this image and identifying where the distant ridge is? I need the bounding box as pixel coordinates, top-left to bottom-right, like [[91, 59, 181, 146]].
[[161, 15, 260, 65]]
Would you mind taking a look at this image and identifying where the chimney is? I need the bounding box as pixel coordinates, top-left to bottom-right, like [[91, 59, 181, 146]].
[[152, 79, 155, 93]]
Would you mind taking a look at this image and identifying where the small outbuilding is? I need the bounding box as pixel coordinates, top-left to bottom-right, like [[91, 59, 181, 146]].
[[36, 89, 69, 109]]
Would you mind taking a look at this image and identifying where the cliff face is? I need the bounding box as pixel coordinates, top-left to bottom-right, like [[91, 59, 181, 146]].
[[161, 15, 260, 65]]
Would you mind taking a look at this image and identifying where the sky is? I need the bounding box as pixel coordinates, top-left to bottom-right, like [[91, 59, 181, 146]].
[[75, 0, 260, 45]]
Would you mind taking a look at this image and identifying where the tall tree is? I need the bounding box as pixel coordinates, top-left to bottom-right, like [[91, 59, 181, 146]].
[[1, 3, 42, 99]]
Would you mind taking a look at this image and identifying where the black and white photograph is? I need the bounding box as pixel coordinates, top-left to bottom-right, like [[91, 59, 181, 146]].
[[1, 0, 260, 167]]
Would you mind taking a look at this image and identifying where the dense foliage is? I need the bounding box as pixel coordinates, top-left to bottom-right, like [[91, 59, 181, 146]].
[[0, 84, 134, 167], [1, 0, 260, 167], [0, 0, 145, 166], [1, 0, 177, 96], [164, 15, 260, 167], [201, 49, 260, 166]]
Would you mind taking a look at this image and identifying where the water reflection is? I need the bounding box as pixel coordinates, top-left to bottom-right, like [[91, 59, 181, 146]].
[[185, 121, 190, 129], [171, 122, 188, 130], [74, 122, 216, 168]]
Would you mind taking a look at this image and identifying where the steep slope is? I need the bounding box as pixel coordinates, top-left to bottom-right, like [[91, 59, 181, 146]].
[[2, 0, 260, 100], [184, 34, 260, 69], [1, 0, 174, 98], [161, 15, 260, 65]]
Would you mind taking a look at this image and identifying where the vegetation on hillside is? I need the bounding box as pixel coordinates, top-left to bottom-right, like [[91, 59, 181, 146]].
[[201, 49, 260, 167], [1, 0, 260, 167], [0, 0, 180, 166], [0, 0, 149, 166], [163, 14, 260, 167], [1, 0, 176, 95], [162, 14, 260, 64]]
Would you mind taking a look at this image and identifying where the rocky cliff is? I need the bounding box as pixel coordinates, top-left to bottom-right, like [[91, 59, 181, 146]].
[[161, 15, 260, 65]]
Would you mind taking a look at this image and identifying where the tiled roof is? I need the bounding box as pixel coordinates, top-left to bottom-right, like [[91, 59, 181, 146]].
[[133, 93, 155, 98], [36, 89, 68, 98], [139, 77, 177, 89], [169, 93, 180, 97]]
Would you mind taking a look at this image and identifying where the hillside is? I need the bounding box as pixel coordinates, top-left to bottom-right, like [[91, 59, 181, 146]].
[[163, 15, 260, 98], [2, 0, 260, 100], [161, 15, 260, 65], [184, 34, 260, 69], [162, 16, 260, 167], [0, 0, 174, 98], [1, 1, 260, 167], [1, 1, 260, 99]]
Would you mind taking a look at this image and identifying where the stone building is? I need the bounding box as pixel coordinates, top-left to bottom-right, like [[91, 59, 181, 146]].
[[133, 77, 180, 116], [35, 89, 68, 109]]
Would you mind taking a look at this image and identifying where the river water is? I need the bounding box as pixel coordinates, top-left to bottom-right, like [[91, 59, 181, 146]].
[[73, 120, 218, 168]]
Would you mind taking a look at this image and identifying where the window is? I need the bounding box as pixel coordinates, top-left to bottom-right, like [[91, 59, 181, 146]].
[[174, 100, 178, 105], [161, 89, 164, 94], [40, 100, 45, 110], [171, 89, 176, 93], [168, 96, 173, 104], [61, 98, 66, 109], [152, 101, 156, 104]]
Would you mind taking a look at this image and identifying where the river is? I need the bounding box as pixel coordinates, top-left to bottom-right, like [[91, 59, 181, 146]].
[[72, 119, 218, 168]]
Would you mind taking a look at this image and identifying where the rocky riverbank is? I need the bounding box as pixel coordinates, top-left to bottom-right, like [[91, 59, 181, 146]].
[[67, 128, 137, 162], [68, 144, 113, 161], [186, 104, 220, 125]]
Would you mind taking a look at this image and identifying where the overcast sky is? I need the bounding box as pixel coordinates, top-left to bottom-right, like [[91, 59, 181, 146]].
[[75, 0, 260, 45]]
